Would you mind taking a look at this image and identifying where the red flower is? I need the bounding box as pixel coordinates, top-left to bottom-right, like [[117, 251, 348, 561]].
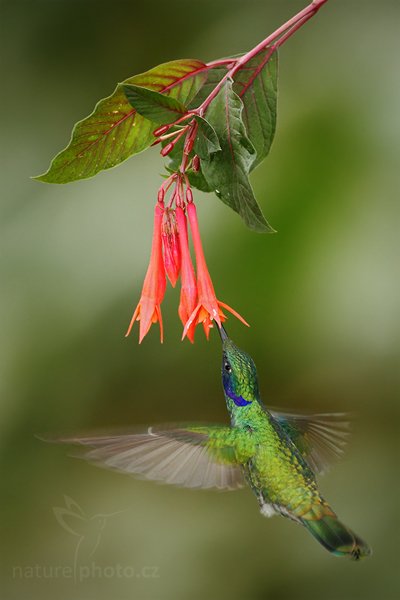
[[182, 202, 249, 340], [175, 207, 197, 343], [162, 208, 181, 288], [125, 203, 166, 343]]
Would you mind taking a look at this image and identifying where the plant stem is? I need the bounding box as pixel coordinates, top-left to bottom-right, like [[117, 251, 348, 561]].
[[206, 58, 237, 69], [160, 0, 329, 188], [199, 0, 329, 115], [235, 0, 328, 70]]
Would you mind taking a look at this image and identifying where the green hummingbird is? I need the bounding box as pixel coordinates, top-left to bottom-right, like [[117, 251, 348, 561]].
[[58, 328, 371, 560]]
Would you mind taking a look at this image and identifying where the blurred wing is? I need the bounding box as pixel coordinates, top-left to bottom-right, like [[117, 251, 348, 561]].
[[57, 426, 245, 491], [270, 410, 351, 475]]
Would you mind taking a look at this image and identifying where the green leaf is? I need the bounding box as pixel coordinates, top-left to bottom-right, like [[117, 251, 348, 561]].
[[161, 116, 220, 170], [34, 59, 208, 184], [187, 169, 212, 193], [201, 79, 274, 233], [189, 66, 228, 108], [193, 116, 221, 160], [191, 52, 278, 171], [233, 48, 278, 169], [123, 84, 187, 125]]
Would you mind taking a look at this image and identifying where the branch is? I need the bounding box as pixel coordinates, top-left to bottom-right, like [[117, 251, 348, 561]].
[[199, 0, 329, 115]]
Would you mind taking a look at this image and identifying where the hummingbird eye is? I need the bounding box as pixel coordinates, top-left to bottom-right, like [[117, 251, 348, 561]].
[[224, 361, 232, 373]]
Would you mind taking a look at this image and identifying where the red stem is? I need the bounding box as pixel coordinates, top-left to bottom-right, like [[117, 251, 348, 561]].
[[236, 0, 327, 68], [199, 0, 328, 115], [206, 58, 237, 69], [159, 0, 329, 183]]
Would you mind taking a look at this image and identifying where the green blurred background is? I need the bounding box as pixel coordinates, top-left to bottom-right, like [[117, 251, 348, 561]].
[[1, 1, 399, 598]]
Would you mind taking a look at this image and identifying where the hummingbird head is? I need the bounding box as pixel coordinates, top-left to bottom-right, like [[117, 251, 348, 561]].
[[220, 333, 259, 407]]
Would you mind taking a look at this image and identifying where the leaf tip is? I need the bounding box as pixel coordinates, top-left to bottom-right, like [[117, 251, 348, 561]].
[[247, 218, 277, 234], [31, 173, 49, 183], [31, 171, 63, 184], [257, 224, 277, 234]]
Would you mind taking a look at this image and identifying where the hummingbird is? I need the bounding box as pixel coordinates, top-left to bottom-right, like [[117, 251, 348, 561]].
[[56, 328, 371, 560]]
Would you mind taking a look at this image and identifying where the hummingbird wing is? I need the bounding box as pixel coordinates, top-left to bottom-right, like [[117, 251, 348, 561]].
[[269, 410, 351, 475], [56, 426, 245, 491]]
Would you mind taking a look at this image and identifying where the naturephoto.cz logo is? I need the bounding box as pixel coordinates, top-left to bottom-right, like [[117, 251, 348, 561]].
[[12, 496, 160, 583]]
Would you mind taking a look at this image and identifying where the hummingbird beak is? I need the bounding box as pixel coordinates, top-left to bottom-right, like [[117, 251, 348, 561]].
[[216, 323, 229, 343]]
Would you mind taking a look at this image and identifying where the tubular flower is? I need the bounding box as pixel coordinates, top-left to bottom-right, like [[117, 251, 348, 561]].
[[125, 203, 166, 343], [175, 207, 197, 343], [162, 208, 181, 288], [182, 202, 249, 340]]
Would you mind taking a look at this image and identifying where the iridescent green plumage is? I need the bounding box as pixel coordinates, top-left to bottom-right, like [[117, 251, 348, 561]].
[[218, 336, 371, 559], [57, 333, 371, 560]]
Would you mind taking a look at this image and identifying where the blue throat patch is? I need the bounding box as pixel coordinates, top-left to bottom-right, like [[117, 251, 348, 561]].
[[225, 387, 252, 407]]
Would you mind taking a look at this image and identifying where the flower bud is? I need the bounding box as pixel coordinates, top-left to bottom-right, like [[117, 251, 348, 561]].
[[192, 155, 200, 172], [153, 124, 170, 137], [186, 187, 193, 204], [161, 142, 174, 157], [162, 209, 181, 287], [184, 136, 194, 155]]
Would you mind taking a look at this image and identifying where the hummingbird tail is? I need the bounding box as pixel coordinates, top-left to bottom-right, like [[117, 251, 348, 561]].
[[301, 512, 371, 560]]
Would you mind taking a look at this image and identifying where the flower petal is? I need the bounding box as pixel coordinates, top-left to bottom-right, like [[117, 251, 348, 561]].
[[218, 301, 250, 328], [125, 303, 141, 337], [176, 206, 198, 343], [181, 302, 201, 340], [126, 203, 166, 343], [139, 301, 158, 343], [155, 304, 164, 344]]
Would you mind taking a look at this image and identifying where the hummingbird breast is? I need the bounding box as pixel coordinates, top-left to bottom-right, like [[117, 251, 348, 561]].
[[241, 414, 323, 520]]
